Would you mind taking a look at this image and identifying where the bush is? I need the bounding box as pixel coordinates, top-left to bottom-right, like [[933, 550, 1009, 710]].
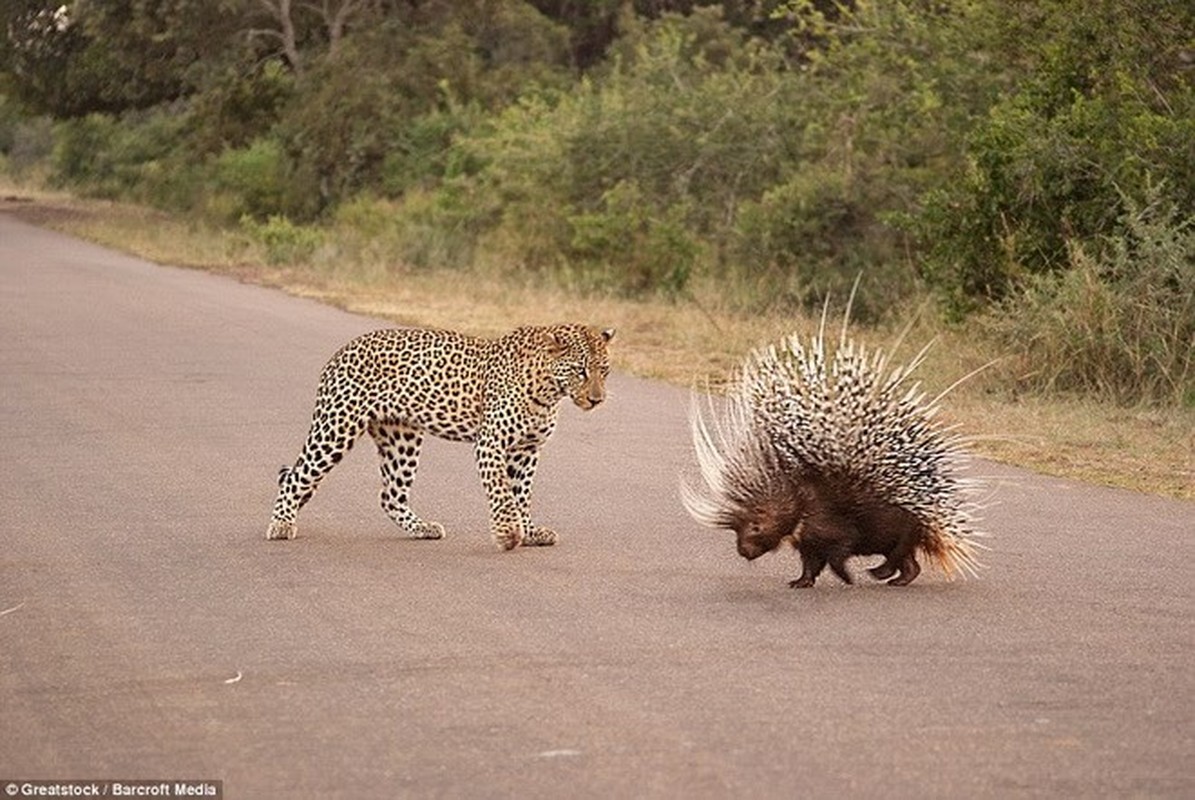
[[50, 109, 194, 203], [212, 138, 315, 221], [328, 193, 483, 273], [274, 46, 410, 209], [566, 180, 700, 296], [272, 5, 569, 211], [240, 214, 323, 265], [4, 116, 55, 176], [454, 4, 973, 309], [0, 95, 18, 155], [984, 196, 1195, 406], [389, 180, 496, 270], [380, 105, 485, 197], [917, 88, 1195, 314], [186, 61, 294, 157], [728, 164, 913, 318], [456, 8, 803, 294], [912, 1, 1195, 314], [51, 113, 121, 194]]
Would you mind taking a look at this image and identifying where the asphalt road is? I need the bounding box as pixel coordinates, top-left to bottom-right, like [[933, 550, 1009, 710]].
[[1, 212, 1192, 799]]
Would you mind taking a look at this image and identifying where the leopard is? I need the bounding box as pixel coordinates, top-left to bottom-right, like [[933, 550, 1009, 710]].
[[266, 323, 615, 550]]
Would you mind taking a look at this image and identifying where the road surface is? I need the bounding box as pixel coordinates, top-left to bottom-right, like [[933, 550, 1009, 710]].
[[1, 212, 1192, 798]]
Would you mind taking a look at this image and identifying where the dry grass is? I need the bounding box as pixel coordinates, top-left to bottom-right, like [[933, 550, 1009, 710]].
[[2, 186, 1191, 500]]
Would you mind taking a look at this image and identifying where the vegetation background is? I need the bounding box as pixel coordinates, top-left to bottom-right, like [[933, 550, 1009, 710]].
[[1, 0, 1191, 495]]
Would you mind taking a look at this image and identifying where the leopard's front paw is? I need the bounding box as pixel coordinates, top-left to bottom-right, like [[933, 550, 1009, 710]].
[[266, 520, 296, 540], [522, 526, 558, 547], [492, 523, 524, 551]]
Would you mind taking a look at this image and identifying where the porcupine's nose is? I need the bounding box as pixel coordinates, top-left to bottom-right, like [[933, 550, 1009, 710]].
[[737, 539, 768, 560]]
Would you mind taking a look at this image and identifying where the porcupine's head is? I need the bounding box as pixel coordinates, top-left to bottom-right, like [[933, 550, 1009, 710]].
[[680, 377, 805, 561]]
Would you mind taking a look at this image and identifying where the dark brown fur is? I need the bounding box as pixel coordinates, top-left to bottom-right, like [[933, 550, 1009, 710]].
[[731, 473, 926, 588]]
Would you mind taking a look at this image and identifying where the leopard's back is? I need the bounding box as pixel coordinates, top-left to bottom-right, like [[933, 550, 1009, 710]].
[[317, 327, 488, 442]]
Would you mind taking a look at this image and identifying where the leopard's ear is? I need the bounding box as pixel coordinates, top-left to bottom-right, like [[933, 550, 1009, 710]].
[[540, 329, 569, 356], [587, 326, 615, 344]]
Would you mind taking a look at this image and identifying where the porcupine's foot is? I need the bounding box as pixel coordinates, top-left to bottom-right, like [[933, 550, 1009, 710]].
[[887, 555, 921, 586], [790, 550, 827, 588], [520, 525, 558, 547], [829, 557, 853, 585]]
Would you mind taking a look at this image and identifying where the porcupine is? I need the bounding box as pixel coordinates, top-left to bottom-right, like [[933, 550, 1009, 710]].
[[681, 305, 986, 588]]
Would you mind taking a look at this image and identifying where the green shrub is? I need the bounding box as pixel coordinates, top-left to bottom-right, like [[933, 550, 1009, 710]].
[[5, 116, 55, 176], [380, 105, 484, 197], [213, 138, 299, 220], [333, 195, 401, 241], [566, 180, 700, 296], [454, 4, 975, 308], [51, 113, 121, 194], [388, 180, 497, 270], [0, 95, 17, 155], [456, 8, 804, 295], [137, 157, 206, 212], [727, 165, 912, 317], [50, 109, 195, 204], [984, 196, 1195, 406], [240, 214, 323, 265], [911, 1, 1195, 313], [328, 195, 431, 273], [186, 60, 295, 156]]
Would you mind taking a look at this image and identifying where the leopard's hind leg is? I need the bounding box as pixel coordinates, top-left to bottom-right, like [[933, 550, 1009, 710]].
[[267, 409, 367, 540], [368, 420, 445, 539]]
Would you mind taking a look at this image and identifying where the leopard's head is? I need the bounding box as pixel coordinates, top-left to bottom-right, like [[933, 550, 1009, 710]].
[[544, 325, 615, 410]]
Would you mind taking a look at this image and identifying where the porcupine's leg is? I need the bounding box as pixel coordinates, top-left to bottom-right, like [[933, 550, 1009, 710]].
[[791, 539, 849, 587], [871, 553, 922, 584], [789, 546, 826, 588], [791, 549, 853, 586], [869, 524, 921, 584], [869, 541, 908, 580], [790, 514, 858, 587], [828, 553, 853, 585], [824, 515, 858, 585]]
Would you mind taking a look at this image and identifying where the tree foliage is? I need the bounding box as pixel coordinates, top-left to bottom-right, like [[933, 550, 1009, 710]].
[[910, 0, 1195, 313], [3, 0, 247, 115], [2, 0, 1192, 403]]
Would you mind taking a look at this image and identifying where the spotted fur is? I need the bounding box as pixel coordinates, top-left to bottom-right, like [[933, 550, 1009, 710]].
[[267, 324, 614, 549]]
